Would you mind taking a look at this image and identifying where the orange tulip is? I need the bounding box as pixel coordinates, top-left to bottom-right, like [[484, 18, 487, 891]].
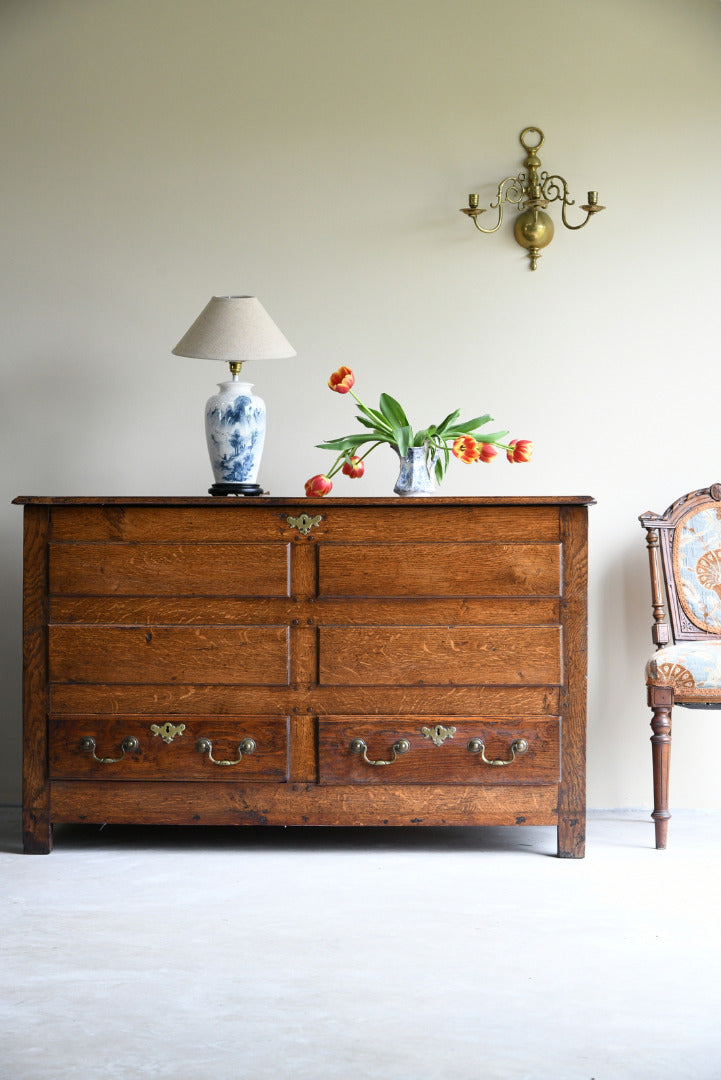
[[328, 366, 355, 394], [452, 435, 480, 463], [478, 443, 498, 463], [341, 455, 365, 478], [305, 474, 333, 497], [506, 439, 533, 463]]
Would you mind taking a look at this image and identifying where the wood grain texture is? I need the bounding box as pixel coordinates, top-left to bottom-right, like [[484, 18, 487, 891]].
[[28, 499, 578, 544], [318, 542, 561, 597], [47, 505, 302, 543], [49, 780, 560, 827], [648, 685, 673, 849], [288, 715, 317, 783], [17, 496, 592, 855], [49, 682, 560, 718], [21, 506, 52, 853], [556, 505, 589, 858], [319, 626, 562, 685], [16, 496, 594, 506], [49, 625, 291, 685], [49, 595, 561, 628], [49, 542, 290, 596]]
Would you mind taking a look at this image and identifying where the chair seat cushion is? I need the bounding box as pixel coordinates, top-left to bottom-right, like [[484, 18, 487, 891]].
[[646, 642, 721, 698]]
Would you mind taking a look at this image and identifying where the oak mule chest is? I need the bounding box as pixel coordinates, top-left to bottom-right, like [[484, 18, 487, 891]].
[[16, 496, 592, 856]]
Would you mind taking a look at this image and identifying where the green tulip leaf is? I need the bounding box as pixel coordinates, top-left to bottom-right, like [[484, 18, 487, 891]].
[[446, 413, 493, 434], [316, 434, 376, 452], [354, 402, 394, 433], [379, 393, 410, 430], [395, 424, 412, 457], [434, 409, 461, 435], [355, 415, 387, 433], [475, 430, 508, 444], [435, 444, 451, 481]]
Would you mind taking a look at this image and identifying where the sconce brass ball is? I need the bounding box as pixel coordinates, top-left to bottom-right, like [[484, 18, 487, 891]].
[[513, 207, 554, 270]]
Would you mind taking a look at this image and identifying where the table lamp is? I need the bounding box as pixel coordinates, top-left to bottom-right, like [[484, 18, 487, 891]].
[[172, 295, 296, 495]]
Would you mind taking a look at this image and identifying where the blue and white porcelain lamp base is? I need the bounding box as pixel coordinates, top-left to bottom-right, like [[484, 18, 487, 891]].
[[171, 296, 297, 497], [205, 371, 266, 496]]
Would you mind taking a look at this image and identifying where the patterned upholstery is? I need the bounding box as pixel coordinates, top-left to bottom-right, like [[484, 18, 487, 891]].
[[645, 643, 721, 698], [674, 504, 721, 633]]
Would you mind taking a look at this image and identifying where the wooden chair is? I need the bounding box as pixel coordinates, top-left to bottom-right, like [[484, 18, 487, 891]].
[[640, 483, 721, 847]]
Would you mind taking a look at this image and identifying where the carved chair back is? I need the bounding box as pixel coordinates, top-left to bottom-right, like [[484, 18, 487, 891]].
[[640, 483, 721, 650], [639, 484, 721, 847]]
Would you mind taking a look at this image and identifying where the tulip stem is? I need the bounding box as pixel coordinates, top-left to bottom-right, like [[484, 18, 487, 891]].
[[357, 442, 384, 460], [348, 389, 396, 436], [324, 440, 385, 481]]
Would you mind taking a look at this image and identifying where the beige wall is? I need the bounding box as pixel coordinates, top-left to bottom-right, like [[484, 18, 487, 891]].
[[1, 0, 720, 809]]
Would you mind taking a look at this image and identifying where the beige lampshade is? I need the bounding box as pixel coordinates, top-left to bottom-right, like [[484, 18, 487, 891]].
[[172, 295, 296, 362]]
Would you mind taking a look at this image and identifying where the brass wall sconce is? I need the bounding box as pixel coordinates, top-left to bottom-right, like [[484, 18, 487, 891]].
[[460, 126, 604, 270]]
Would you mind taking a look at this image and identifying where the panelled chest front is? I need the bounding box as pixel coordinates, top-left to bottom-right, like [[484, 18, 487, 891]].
[[16, 496, 592, 856]]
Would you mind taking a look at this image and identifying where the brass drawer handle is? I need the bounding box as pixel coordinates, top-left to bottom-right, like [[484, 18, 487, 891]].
[[196, 737, 256, 766], [349, 737, 410, 766], [79, 735, 140, 764], [467, 737, 529, 766]]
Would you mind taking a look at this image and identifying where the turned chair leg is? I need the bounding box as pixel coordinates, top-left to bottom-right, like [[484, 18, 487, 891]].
[[650, 701, 672, 849]]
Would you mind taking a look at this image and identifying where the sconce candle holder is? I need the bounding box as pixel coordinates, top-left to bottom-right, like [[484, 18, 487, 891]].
[[461, 126, 604, 270]]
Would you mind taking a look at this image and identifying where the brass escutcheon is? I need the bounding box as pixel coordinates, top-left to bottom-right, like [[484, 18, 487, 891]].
[[286, 513, 322, 536], [150, 721, 186, 744], [420, 724, 456, 747]]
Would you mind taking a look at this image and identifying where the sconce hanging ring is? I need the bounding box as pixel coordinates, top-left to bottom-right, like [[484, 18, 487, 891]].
[[519, 126, 544, 152]]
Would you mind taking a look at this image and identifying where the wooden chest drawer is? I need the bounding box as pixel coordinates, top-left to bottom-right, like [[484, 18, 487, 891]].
[[49, 716, 289, 781], [318, 716, 560, 784], [318, 541, 561, 597], [319, 626, 562, 685], [48, 626, 291, 685], [49, 541, 291, 597]]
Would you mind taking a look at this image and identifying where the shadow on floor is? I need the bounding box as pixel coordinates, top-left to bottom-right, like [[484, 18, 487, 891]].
[[0, 806, 556, 857]]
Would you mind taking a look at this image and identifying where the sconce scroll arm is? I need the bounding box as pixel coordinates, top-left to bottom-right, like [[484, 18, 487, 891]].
[[541, 173, 598, 231], [466, 175, 525, 234]]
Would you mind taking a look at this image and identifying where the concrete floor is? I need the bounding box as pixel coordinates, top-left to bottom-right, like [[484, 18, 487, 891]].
[[1, 809, 719, 1080]]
